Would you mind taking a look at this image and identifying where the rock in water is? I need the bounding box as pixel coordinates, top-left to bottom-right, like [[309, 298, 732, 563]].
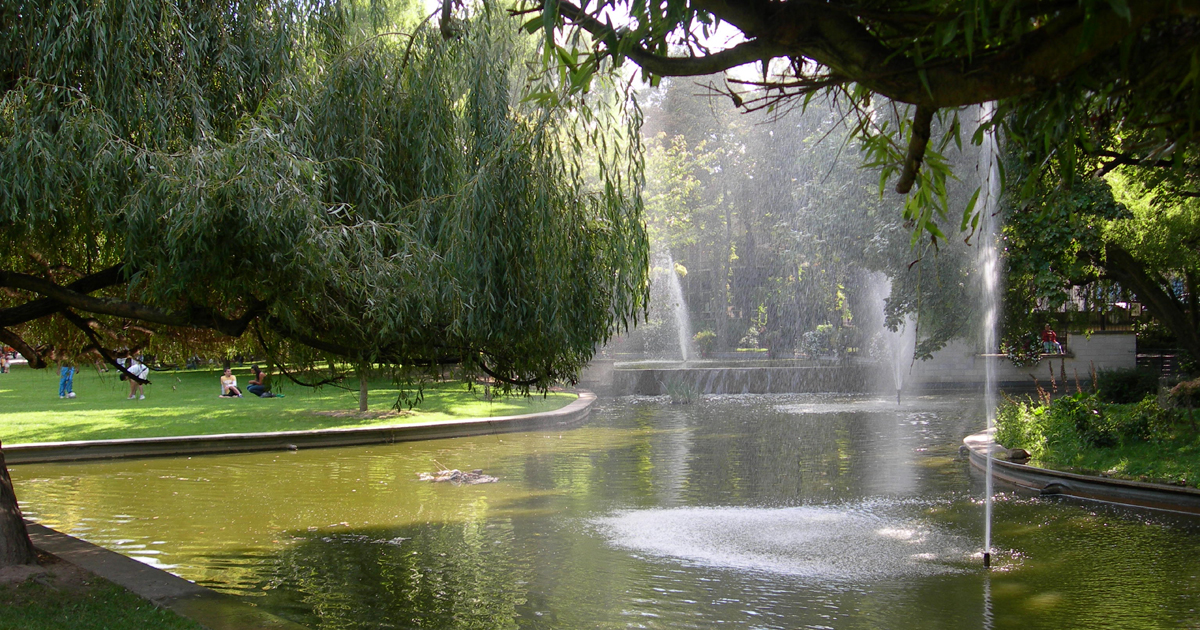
[[418, 469, 498, 484]]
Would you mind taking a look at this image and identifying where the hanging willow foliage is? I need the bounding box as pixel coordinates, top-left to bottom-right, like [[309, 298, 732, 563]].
[[0, 0, 649, 389]]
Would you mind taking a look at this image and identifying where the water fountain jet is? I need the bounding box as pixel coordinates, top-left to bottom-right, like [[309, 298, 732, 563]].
[[662, 250, 693, 364], [978, 102, 1002, 569]]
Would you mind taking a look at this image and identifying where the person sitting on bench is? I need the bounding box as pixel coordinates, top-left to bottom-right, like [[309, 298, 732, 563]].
[[1041, 324, 1063, 354]]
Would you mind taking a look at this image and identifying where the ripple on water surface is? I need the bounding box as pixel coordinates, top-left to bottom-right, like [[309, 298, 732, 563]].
[[773, 395, 967, 415], [590, 501, 973, 583]]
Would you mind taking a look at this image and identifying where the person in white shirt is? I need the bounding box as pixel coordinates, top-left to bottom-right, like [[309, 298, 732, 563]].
[[127, 358, 149, 400]]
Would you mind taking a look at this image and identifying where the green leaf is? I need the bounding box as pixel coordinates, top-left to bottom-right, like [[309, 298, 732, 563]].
[[960, 187, 981, 232], [521, 16, 544, 34], [1104, 0, 1132, 21]]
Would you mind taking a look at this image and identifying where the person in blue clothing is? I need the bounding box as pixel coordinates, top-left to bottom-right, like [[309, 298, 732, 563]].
[[59, 363, 75, 398]]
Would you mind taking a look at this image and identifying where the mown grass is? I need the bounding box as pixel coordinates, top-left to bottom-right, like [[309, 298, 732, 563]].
[[0, 555, 204, 630], [0, 364, 575, 444], [995, 391, 1200, 488]]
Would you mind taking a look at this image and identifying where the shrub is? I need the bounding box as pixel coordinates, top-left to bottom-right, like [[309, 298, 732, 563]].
[[738, 326, 760, 349], [1095, 368, 1160, 404], [1051, 392, 1115, 448], [692, 330, 716, 357], [997, 392, 1180, 461], [1105, 397, 1179, 443], [1168, 377, 1200, 408], [800, 324, 835, 357], [995, 397, 1043, 454]]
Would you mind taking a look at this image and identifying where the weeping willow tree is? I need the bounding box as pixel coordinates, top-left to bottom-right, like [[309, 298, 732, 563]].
[[0, 1, 647, 565]]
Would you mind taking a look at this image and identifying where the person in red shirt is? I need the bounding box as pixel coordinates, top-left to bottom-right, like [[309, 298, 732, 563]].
[[1041, 324, 1062, 354]]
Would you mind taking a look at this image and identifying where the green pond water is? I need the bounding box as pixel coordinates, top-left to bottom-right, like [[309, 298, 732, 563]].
[[11, 393, 1200, 629]]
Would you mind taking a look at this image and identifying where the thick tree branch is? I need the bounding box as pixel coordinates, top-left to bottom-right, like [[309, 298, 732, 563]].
[[556, 0, 1187, 108], [440, 0, 456, 39], [1091, 148, 1179, 177], [896, 105, 935, 193], [1101, 243, 1200, 359], [0, 264, 128, 328], [0, 270, 263, 338], [59, 310, 149, 384], [0, 328, 44, 369]]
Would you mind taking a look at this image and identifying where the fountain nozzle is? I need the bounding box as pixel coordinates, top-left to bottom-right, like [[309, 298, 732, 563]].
[[983, 552, 991, 568], [896, 389, 901, 405]]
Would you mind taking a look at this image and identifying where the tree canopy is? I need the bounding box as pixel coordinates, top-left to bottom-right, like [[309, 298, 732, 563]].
[[523, 0, 1200, 237], [523, 0, 1200, 358], [0, 0, 648, 387], [0, 0, 650, 567]]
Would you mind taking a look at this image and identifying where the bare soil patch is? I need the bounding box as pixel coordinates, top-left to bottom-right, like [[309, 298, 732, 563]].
[[0, 551, 94, 601], [312, 409, 413, 420]]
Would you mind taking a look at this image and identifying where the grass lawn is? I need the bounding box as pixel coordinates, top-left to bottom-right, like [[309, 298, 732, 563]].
[[0, 553, 204, 630], [0, 364, 576, 444]]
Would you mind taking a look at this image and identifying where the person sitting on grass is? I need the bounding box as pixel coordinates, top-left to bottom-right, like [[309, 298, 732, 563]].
[[247, 365, 278, 398], [219, 368, 243, 398]]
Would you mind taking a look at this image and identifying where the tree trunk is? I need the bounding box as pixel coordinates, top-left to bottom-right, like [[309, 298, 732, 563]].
[[1186, 270, 1199, 334], [0, 441, 38, 566], [358, 369, 369, 413], [1104, 244, 1200, 360]]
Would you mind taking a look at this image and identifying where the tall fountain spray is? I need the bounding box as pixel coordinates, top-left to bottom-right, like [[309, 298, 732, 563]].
[[890, 314, 917, 404], [663, 250, 694, 364], [978, 102, 1002, 568], [865, 273, 916, 403]]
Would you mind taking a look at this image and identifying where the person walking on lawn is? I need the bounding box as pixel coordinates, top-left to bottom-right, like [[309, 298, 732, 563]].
[[58, 363, 75, 398], [128, 358, 149, 399]]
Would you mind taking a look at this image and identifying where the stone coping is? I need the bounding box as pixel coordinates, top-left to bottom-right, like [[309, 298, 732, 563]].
[[963, 429, 1200, 515], [26, 522, 308, 630], [5, 391, 595, 464]]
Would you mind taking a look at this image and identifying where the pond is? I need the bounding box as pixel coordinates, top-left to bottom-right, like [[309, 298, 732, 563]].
[[12, 393, 1200, 629]]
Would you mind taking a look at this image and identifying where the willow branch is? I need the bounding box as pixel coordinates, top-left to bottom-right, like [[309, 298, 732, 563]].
[[475, 355, 542, 387]]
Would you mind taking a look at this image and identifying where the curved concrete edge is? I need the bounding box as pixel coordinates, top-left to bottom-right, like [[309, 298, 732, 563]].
[[5, 391, 596, 465], [25, 521, 308, 629], [964, 430, 1200, 516]]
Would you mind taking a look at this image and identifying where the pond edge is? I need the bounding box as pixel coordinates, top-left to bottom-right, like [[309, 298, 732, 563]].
[[5, 391, 595, 464], [963, 429, 1200, 515], [26, 521, 310, 630]]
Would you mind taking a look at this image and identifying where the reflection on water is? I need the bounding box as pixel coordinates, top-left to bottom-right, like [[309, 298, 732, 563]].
[[10, 393, 1200, 630]]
